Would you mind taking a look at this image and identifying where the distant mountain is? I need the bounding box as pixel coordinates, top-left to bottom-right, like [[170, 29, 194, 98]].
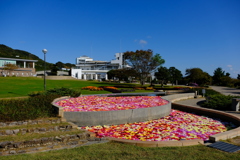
[[0, 44, 75, 71]]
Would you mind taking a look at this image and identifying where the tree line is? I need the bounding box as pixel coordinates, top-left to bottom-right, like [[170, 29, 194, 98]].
[[107, 49, 240, 88]]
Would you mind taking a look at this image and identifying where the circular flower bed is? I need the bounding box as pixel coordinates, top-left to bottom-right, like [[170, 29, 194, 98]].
[[81, 109, 228, 141], [55, 96, 169, 112], [55, 96, 229, 141]]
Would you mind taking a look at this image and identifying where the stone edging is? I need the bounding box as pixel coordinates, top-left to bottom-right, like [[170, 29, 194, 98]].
[[0, 118, 62, 128], [0, 125, 73, 136], [0, 131, 102, 156], [106, 137, 204, 147], [52, 94, 171, 126], [172, 103, 240, 142]]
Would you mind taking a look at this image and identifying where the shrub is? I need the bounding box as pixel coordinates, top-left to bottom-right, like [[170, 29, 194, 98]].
[[1, 88, 81, 121], [29, 87, 81, 97], [201, 94, 240, 110], [0, 99, 28, 121], [44, 87, 81, 97], [0, 94, 60, 121]]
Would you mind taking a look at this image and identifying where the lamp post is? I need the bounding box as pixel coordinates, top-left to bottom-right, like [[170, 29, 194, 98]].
[[42, 49, 47, 90]]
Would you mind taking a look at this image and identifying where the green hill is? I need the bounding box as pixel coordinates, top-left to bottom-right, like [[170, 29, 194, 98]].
[[0, 44, 42, 60]]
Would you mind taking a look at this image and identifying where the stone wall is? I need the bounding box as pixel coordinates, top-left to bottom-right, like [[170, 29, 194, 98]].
[[0, 131, 103, 156], [0, 118, 61, 127], [0, 118, 107, 156], [0, 125, 72, 136]]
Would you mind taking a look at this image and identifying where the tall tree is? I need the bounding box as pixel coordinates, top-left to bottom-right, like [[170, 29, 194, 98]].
[[168, 67, 182, 85], [185, 68, 211, 86], [124, 49, 165, 85], [212, 67, 225, 85], [155, 66, 169, 87], [226, 72, 230, 77], [65, 63, 76, 69], [220, 76, 232, 86], [55, 61, 65, 69]]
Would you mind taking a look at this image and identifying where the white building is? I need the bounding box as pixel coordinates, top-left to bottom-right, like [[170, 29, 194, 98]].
[[0, 57, 38, 77], [71, 53, 130, 80]]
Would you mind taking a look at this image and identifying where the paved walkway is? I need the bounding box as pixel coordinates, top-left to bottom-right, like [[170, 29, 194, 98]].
[[174, 86, 240, 118], [210, 86, 240, 96]]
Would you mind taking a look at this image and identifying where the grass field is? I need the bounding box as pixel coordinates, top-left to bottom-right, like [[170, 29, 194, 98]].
[[0, 77, 162, 98], [1, 141, 240, 160], [0, 77, 120, 98]]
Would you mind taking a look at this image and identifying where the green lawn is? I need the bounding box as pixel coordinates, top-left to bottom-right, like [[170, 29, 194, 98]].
[[0, 77, 158, 98], [1, 142, 240, 160], [0, 77, 117, 98]]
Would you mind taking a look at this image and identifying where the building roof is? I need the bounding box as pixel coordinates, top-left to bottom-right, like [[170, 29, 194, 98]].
[[0, 57, 38, 62]]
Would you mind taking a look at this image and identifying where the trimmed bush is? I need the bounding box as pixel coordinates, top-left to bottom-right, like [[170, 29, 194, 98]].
[[202, 94, 240, 110], [1, 88, 81, 122], [44, 87, 81, 97], [29, 87, 81, 97], [0, 94, 60, 121]]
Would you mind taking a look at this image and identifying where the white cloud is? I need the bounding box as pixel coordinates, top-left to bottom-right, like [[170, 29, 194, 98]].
[[227, 65, 233, 70], [134, 39, 148, 47], [139, 39, 147, 44]]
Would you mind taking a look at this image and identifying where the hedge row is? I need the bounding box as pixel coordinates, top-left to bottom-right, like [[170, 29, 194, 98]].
[[0, 88, 81, 122]]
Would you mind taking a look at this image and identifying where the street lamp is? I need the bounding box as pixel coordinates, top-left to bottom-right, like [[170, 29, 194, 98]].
[[42, 49, 47, 90]]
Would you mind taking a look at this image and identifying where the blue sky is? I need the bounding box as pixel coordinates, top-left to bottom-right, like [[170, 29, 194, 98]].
[[0, 0, 239, 78]]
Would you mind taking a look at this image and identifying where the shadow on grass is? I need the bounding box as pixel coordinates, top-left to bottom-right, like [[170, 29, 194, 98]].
[[8, 92, 27, 97], [196, 100, 206, 106]]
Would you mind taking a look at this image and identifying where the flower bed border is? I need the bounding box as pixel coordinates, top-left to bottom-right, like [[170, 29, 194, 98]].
[[52, 93, 240, 147], [52, 92, 171, 126]]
